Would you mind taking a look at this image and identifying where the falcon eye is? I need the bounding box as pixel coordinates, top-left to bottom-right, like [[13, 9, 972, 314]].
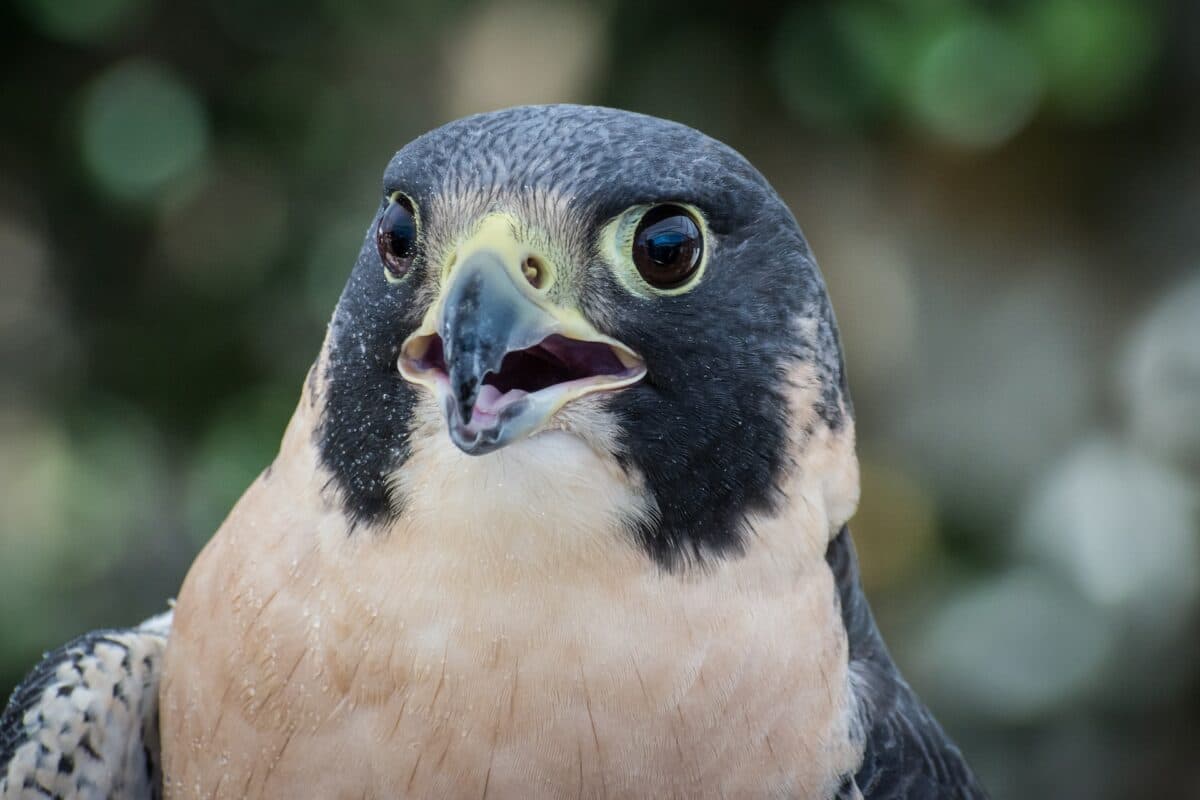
[[631, 205, 703, 289], [377, 193, 418, 280]]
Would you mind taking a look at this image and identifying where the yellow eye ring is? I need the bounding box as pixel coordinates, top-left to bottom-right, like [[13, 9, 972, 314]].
[[378, 192, 419, 282], [602, 203, 710, 297]]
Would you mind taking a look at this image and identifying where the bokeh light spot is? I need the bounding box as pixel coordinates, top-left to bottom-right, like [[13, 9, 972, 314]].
[[79, 61, 210, 203], [1025, 0, 1160, 123], [908, 18, 1043, 149], [915, 568, 1114, 721], [1121, 275, 1200, 473], [442, 0, 605, 118]]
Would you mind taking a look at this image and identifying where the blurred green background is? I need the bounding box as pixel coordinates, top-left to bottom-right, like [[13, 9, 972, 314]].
[[2, 0, 1198, 796]]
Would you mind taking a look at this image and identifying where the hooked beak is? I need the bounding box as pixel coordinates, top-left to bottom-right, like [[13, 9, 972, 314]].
[[398, 219, 645, 455]]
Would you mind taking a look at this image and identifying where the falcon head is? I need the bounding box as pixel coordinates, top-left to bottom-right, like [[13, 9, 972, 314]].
[[316, 105, 857, 567]]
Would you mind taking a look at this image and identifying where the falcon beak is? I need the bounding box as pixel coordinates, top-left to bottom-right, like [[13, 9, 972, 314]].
[[398, 216, 645, 455]]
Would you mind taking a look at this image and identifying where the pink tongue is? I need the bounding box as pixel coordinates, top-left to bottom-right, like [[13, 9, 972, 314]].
[[474, 384, 528, 416], [475, 384, 502, 413]]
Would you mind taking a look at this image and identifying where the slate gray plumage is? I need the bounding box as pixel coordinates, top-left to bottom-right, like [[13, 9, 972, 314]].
[[827, 530, 985, 798]]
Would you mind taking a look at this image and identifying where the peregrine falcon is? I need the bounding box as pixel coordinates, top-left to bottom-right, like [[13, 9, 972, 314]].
[[2, 105, 987, 799]]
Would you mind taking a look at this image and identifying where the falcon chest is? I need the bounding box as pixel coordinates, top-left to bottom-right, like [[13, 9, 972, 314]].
[[161, 410, 860, 799]]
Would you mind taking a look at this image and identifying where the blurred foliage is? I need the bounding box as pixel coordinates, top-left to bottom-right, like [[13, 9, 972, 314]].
[[1, 0, 1198, 797]]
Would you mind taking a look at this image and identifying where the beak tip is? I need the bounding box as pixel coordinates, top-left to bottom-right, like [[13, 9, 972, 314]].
[[446, 416, 506, 457]]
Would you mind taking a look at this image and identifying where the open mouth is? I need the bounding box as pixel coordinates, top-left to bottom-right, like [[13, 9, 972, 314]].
[[402, 333, 644, 426]]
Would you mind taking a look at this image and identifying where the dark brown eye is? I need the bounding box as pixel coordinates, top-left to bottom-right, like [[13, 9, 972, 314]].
[[377, 194, 417, 279], [631, 205, 703, 289]]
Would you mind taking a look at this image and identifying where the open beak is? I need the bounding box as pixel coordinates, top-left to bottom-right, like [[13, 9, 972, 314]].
[[398, 218, 645, 455]]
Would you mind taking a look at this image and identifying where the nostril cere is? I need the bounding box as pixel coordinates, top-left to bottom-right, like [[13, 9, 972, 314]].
[[522, 256, 546, 289]]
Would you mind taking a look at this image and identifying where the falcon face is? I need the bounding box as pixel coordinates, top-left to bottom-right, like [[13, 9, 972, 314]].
[[319, 105, 851, 566]]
